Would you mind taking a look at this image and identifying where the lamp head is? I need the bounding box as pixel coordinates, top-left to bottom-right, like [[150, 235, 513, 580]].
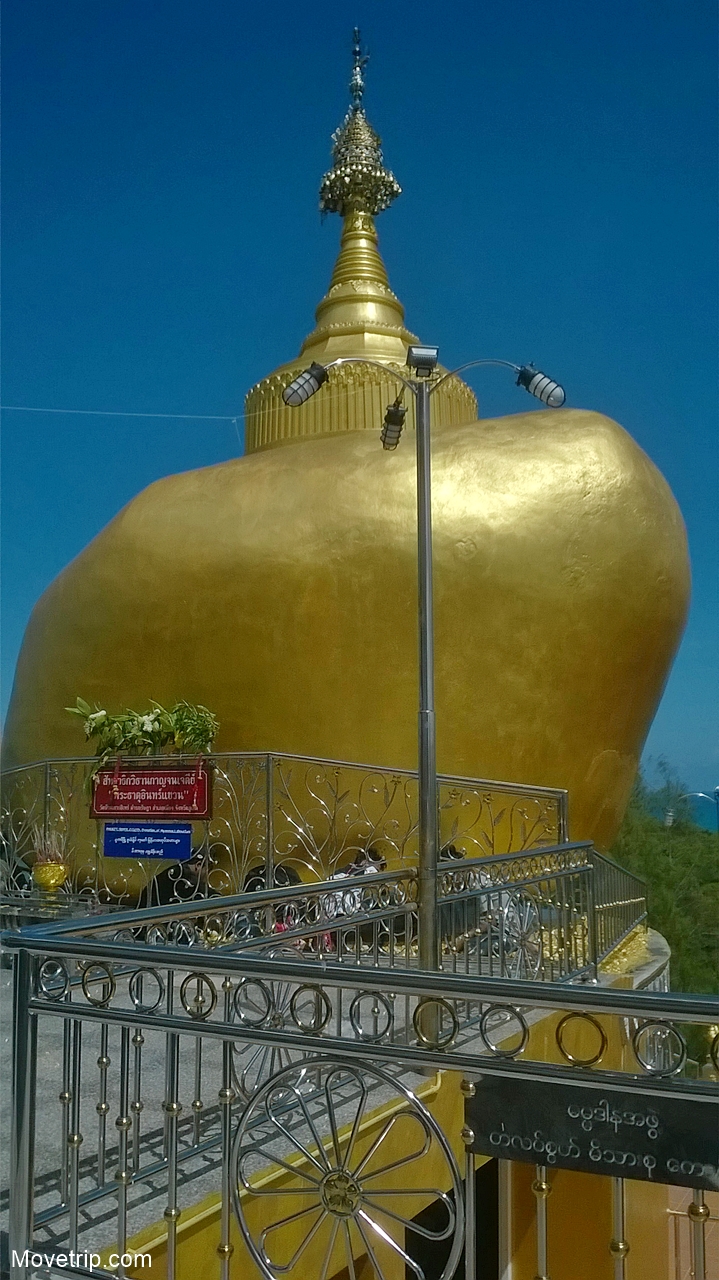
[[516, 365, 565, 408], [380, 402, 407, 450], [406, 345, 439, 378], [282, 362, 329, 407]]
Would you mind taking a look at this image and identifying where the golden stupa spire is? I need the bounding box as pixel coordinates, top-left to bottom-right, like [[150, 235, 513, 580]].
[[300, 28, 411, 365], [318, 29, 401, 218], [243, 30, 476, 452]]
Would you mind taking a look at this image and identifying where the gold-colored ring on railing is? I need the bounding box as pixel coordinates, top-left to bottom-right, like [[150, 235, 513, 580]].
[[556, 1011, 608, 1067], [413, 997, 459, 1050], [81, 962, 116, 1008], [349, 990, 394, 1043], [233, 978, 273, 1028], [128, 967, 165, 1014], [631, 1020, 687, 1077], [180, 972, 218, 1020], [479, 1003, 529, 1058], [201, 915, 227, 947], [289, 983, 332, 1034], [38, 958, 70, 1000]]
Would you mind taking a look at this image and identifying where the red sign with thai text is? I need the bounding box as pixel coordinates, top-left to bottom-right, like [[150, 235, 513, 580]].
[[91, 763, 212, 819]]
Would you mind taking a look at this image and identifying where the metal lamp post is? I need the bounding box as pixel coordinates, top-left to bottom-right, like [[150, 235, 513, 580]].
[[283, 348, 565, 970], [678, 789, 719, 835]]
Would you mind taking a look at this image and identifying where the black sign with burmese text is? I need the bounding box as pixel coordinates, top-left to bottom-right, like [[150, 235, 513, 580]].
[[465, 1075, 719, 1191]]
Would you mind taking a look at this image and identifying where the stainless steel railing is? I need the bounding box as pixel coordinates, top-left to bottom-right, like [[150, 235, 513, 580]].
[[3, 895, 717, 1280], [588, 848, 648, 962], [1, 752, 568, 915], [2, 752, 647, 976]]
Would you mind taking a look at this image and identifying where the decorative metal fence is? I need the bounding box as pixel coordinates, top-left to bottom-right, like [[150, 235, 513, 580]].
[[588, 848, 648, 962], [1, 753, 568, 917], [3, 896, 718, 1280]]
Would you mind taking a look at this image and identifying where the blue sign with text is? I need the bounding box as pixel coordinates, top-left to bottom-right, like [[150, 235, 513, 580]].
[[103, 822, 193, 861]]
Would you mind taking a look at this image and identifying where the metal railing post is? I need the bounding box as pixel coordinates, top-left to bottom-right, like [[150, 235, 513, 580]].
[[114, 1026, 131, 1276], [68, 1018, 83, 1252], [498, 1160, 512, 1280], [43, 759, 51, 848], [265, 754, 275, 936], [416, 379, 439, 974], [688, 1190, 709, 1280], [266, 753, 275, 889], [609, 1177, 629, 1278], [163, 977, 181, 1280], [217, 978, 235, 1280], [96, 1022, 110, 1185], [461, 1138, 476, 1280], [460, 1083, 477, 1280], [9, 949, 38, 1280], [532, 1165, 551, 1280], [59, 1011, 72, 1202], [586, 863, 599, 980], [558, 791, 569, 843]]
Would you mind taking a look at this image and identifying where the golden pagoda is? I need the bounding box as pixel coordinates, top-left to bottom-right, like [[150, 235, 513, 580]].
[[3, 31, 690, 855], [0, 36, 707, 1280]]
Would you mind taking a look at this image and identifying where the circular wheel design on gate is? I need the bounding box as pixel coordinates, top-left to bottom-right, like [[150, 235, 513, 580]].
[[501, 890, 543, 979], [230, 946, 311, 1103], [231, 1058, 464, 1280]]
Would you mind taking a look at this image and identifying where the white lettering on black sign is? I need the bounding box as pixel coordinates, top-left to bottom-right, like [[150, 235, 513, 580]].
[[466, 1075, 719, 1191]]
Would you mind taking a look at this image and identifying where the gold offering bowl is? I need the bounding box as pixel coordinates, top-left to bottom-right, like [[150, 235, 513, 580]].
[[32, 862, 70, 893]]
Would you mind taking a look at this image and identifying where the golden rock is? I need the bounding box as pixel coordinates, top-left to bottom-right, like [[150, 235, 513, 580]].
[[2, 64, 690, 856], [4, 386, 688, 851]]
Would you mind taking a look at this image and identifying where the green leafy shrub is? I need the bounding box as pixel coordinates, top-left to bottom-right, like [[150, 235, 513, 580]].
[[66, 697, 219, 769], [610, 762, 718, 1062]]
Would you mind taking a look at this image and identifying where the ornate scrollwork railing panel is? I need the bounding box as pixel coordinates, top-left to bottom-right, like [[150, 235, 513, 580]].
[[270, 757, 419, 880], [0, 763, 46, 901], [437, 777, 566, 861], [9, 753, 649, 973]]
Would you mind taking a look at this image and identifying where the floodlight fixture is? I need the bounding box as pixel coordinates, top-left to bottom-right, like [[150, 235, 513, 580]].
[[516, 365, 565, 408], [282, 362, 329, 406], [406, 345, 439, 378]]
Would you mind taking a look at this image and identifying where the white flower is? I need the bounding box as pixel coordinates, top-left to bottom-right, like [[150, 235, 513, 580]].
[[140, 715, 160, 733], [84, 710, 107, 734]]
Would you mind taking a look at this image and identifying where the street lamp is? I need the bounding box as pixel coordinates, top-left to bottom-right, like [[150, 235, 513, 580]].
[[283, 348, 566, 970], [678, 789, 719, 835]]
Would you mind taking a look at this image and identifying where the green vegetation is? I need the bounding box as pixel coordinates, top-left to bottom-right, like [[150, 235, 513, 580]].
[[610, 763, 719, 997], [65, 697, 219, 768]]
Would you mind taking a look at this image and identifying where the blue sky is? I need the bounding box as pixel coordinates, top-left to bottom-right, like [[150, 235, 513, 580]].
[[2, 0, 717, 808]]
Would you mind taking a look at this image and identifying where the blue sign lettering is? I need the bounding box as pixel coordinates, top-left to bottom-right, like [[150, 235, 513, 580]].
[[103, 822, 193, 861]]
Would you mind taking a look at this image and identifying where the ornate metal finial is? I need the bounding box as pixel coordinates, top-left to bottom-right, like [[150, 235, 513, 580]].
[[349, 27, 368, 108], [319, 30, 401, 218]]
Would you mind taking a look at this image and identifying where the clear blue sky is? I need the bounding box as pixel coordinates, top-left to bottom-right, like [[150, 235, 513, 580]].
[[2, 1, 717, 808]]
